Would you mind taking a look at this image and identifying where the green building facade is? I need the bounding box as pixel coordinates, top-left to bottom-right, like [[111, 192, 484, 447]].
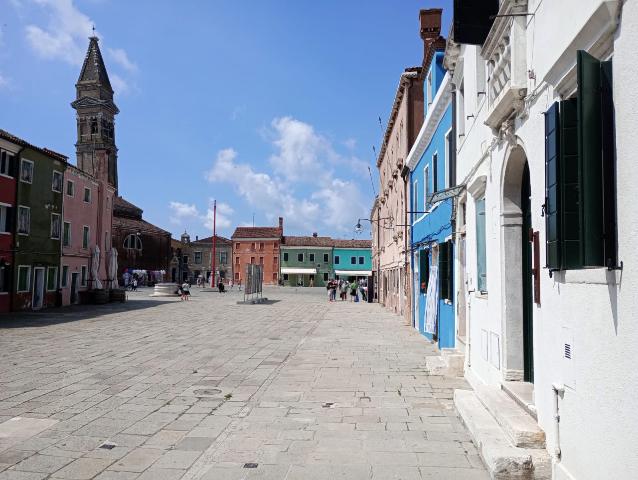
[[280, 236, 334, 287], [12, 139, 67, 311]]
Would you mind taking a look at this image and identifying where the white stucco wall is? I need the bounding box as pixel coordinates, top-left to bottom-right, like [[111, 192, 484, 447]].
[[455, 1, 638, 478]]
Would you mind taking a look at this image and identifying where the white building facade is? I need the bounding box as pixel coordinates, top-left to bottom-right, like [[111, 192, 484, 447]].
[[447, 1, 638, 478]]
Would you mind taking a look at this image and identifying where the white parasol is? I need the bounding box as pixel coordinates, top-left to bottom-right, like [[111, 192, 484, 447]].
[[109, 248, 119, 289], [92, 245, 103, 289]]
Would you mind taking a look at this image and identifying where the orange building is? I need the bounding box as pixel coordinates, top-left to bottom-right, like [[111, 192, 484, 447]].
[[231, 218, 283, 286]]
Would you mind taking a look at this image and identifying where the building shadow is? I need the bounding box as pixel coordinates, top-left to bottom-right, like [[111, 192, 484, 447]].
[[0, 298, 176, 329]]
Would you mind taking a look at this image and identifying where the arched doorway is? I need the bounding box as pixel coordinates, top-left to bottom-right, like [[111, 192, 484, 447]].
[[501, 146, 534, 383]]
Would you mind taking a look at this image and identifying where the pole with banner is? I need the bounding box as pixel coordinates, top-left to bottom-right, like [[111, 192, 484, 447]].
[[211, 200, 217, 288]]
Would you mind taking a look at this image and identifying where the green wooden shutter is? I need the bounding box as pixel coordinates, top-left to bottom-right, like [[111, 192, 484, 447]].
[[600, 59, 617, 267], [439, 242, 449, 300], [476, 198, 487, 292], [577, 50, 605, 267], [544, 102, 561, 270], [560, 98, 581, 269]]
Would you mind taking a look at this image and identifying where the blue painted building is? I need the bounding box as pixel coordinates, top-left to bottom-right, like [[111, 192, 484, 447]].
[[406, 51, 456, 349]]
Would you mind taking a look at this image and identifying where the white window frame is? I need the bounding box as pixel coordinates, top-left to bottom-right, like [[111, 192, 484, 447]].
[[17, 265, 31, 293], [0, 202, 10, 234], [358, 256, 364, 264], [81, 265, 87, 286], [50, 213, 61, 240], [309, 253, 315, 263], [194, 251, 202, 264], [350, 256, 356, 265], [66, 179, 75, 197], [427, 70, 433, 106], [46, 266, 58, 292], [17, 205, 30, 236], [20, 159, 34, 184], [123, 234, 142, 250], [52, 170, 63, 193], [0, 149, 14, 177], [61, 265, 69, 288], [297, 253, 304, 262], [83, 187, 91, 203], [63, 221, 71, 247], [82, 225, 90, 249]]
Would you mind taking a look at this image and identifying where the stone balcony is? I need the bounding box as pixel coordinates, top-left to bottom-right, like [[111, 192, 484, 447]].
[[482, 0, 528, 131]]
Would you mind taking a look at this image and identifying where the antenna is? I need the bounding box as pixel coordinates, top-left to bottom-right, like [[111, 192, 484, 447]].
[[252, 213, 255, 227], [368, 166, 377, 197]]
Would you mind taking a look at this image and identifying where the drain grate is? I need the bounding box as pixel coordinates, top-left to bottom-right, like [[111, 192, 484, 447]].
[[321, 402, 335, 408], [99, 442, 117, 450], [243, 463, 258, 469]]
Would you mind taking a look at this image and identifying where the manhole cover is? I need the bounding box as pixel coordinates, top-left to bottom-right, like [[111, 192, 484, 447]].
[[244, 463, 258, 469], [193, 388, 222, 397]]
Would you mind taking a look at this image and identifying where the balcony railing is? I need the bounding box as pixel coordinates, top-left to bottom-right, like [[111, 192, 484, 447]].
[[482, 0, 528, 131]]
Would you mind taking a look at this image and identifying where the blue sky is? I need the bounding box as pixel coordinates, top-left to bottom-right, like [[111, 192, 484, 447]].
[[0, 0, 452, 239]]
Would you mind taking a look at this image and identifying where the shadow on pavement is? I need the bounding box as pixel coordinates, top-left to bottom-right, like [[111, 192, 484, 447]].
[[0, 298, 175, 329]]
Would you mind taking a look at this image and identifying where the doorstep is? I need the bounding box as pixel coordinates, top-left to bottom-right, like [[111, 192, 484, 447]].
[[425, 348, 464, 377], [454, 389, 551, 480], [502, 381, 538, 420]]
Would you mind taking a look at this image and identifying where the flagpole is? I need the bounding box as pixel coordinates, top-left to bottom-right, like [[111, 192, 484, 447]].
[[211, 200, 217, 288]]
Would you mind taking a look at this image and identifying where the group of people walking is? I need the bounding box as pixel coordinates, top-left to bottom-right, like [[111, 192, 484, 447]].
[[327, 278, 368, 303]]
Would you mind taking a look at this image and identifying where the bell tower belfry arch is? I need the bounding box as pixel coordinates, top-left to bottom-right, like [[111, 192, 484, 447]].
[[71, 36, 119, 191]]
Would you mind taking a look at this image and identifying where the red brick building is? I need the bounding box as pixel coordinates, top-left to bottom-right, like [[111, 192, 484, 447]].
[[231, 218, 283, 286]]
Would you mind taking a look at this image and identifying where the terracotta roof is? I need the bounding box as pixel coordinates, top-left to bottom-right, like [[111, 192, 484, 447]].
[[282, 236, 335, 248], [114, 196, 143, 219], [231, 227, 282, 239], [194, 235, 231, 245], [113, 216, 171, 236], [333, 239, 372, 248], [0, 129, 68, 161]]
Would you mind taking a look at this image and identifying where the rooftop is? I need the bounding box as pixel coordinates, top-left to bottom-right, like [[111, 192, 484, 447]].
[[231, 226, 282, 239], [0, 129, 68, 162]]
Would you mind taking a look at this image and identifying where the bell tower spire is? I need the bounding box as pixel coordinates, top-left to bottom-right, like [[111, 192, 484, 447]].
[[71, 35, 119, 191]]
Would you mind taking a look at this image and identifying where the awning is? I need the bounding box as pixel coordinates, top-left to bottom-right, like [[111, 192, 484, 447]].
[[281, 267, 317, 274], [335, 270, 372, 276]]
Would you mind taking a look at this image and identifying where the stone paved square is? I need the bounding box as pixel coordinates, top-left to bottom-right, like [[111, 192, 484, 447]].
[[1, 287, 487, 479]]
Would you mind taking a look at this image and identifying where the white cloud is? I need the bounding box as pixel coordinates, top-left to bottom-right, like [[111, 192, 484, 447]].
[[109, 73, 129, 95], [107, 47, 137, 72], [202, 202, 234, 230], [343, 137, 357, 150], [0, 74, 9, 89], [205, 117, 371, 234], [169, 201, 199, 224], [24, 0, 94, 65]]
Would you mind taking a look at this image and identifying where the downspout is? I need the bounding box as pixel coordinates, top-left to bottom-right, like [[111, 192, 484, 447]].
[[9, 146, 25, 313], [552, 383, 565, 459]]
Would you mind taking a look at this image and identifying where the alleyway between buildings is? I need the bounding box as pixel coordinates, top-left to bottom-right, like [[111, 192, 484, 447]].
[[0, 288, 487, 479]]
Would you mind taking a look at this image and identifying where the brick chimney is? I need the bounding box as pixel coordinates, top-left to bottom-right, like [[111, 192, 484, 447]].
[[313, 232, 318, 238], [278, 217, 284, 233], [419, 9, 443, 66]]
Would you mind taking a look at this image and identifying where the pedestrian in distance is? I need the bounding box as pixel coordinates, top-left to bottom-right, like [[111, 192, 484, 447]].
[[350, 280, 358, 302], [340, 280, 348, 301], [132, 278, 138, 292], [181, 281, 191, 301], [218, 280, 225, 293]]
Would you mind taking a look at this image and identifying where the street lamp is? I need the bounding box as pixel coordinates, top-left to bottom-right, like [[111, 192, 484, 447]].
[[355, 216, 393, 233]]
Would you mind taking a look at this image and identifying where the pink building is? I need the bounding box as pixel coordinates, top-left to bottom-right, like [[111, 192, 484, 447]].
[[60, 164, 114, 305]]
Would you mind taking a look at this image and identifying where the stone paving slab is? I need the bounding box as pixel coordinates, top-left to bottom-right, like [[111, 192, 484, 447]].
[[1, 287, 487, 479]]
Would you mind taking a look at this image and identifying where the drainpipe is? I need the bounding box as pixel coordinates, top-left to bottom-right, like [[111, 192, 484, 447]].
[[552, 383, 565, 459], [9, 146, 25, 313]]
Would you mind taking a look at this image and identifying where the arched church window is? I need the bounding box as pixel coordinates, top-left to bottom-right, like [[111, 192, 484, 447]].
[[123, 234, 142, 251]]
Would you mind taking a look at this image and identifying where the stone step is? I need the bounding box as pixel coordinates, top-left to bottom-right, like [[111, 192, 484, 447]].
[[475, 384, 546, 449], [425, 353, 464, 376], [454, 389, 551, 480]]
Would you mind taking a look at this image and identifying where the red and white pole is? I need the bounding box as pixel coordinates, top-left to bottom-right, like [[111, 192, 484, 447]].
[[211, 200, 217, 288]]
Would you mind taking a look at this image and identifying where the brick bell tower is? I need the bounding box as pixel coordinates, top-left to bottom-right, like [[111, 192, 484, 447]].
[[71, 36, 119, 191]]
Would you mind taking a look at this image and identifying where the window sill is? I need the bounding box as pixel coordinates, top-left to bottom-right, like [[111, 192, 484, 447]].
[[0, 292, 8, 295], [554, 268, 621, 286], [0, 173, 14, 180], [474, 291, 488, 300], [0, 231, 11, 236]]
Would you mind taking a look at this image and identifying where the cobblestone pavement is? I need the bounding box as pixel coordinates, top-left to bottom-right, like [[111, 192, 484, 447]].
[[0, 287, 487, 479]]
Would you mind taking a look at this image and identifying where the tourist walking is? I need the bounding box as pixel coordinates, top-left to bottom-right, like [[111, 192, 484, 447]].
[[349, 280, 358, 302], [181, 281, 190, 301], [132, 278, 138, 292], [340, 280, 348, 301]]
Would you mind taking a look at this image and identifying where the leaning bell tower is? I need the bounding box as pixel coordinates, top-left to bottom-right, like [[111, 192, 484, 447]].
[[71, 36, 119, 191]]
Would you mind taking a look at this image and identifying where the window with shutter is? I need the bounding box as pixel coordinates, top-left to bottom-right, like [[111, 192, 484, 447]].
[[544, 52, 617, 271], [544, 102, 561, 270], [476, 197, 487, 292], [439, 241, 453, 301]]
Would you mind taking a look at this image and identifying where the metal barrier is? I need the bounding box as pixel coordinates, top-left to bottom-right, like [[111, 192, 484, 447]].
[[243, 264, 263, 303]]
